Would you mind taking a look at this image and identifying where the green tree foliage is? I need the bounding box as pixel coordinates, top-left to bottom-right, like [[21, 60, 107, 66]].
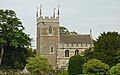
[[0, 9, 31, 69], [93, 32, 120, 67], [57, 70, 68, 75], [70, 31, 77, 35], [115, 50, 120, 62], [59, 26, 77, 34], [84, 48, 94, 61], [26, 54, 52, 75], [109, 63, 120, 75], [83, 59, 110, 75], [68, 54, 85, 75], [60, 26, 70, 34]]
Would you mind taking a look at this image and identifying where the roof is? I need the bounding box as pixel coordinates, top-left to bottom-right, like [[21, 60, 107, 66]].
[[60, 34, 92, 44]]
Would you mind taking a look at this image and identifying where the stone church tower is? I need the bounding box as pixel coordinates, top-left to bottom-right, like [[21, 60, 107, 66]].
[[36, 5, 60, 69]]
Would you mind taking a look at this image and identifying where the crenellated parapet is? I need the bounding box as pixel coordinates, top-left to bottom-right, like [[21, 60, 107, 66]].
[[37, 16, 59, 23], [58, 43, 93, 49], [36, 5, 60, 23]]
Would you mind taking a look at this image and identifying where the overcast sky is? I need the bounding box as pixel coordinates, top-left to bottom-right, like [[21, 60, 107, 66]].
[[0, 0, 120, 48]]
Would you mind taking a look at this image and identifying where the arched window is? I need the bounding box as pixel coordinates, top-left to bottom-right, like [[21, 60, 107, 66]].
[[51, 46, 54, 52], [49, 26, 52, 34], [65, 50, 69, 57], [75, 50, 79, 55]]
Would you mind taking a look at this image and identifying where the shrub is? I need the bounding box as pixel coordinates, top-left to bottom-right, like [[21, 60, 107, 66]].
[[83, 59, 110, 75], [109, 63, 120, 75], [68, 54, 85, 75]]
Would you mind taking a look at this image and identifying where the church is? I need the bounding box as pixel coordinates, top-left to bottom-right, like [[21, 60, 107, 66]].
[[36, 6, 93, 70]]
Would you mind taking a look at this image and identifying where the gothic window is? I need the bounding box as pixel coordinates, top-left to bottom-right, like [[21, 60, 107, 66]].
[[65, 50, 69, 57], [49, 26, 52, 34], [51, 46, 54, 52], [75, 50, 79, 55]]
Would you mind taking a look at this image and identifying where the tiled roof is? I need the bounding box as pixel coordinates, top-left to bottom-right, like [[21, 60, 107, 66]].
[[60, 34, 92, 44]]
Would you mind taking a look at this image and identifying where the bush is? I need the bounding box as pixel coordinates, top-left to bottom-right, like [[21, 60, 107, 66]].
[[83, 59, 110, 75], [58, 70, 68, 75], [26, 54, 52, 75], [68, 54, 85, 75], [109, 63, 120, 75]]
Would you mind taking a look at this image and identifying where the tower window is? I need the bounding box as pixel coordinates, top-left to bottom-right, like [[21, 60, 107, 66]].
[[51, 46, 54, 52], [65, 50, 69, 57], [75, 50, 79, 55], [49, 26, 52, 34]]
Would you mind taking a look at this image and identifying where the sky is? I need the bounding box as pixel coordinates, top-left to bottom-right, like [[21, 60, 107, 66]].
[[0, 0, 120, 48]]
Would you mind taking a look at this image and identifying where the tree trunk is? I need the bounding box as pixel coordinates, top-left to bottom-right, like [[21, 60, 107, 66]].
[[0, 46, 4, 66]]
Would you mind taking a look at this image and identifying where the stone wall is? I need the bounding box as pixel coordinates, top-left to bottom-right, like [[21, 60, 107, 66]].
[[57, 43, 93, 69], [0, 69, 22, 75], [0, 69, 30, 75]]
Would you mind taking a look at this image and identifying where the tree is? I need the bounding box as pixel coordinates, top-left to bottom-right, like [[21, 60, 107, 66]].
[[59, 26, 78, 34], [0, 38, 6, 65], [84, 48, 94, 61], [26, 54, 52, 75], [60, 26, 70, 34], [109, 63, 120, 75], [57, 70, 68, 75], [83, 59, 110, 75], [93, 32, 120, 67], [68, 54, 85, 75], [70, 31, 77, 35], [0, 9, 31, 69]]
